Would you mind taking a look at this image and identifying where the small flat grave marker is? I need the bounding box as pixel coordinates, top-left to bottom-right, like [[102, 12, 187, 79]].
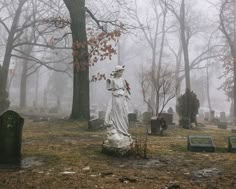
[[228, 136, 236, 152], [187, 135, 215, 152], [0, 110, 24, 168]]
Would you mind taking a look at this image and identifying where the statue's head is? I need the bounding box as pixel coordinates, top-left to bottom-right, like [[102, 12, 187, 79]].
[[112, 65, 125, 78]]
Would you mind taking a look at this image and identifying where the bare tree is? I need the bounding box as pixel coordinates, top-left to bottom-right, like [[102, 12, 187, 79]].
[[219, 0, 236, 123], [138, 65, 175, 117]]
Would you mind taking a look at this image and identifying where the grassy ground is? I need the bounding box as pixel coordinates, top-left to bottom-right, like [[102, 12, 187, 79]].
[[0, 120, 236, 189]]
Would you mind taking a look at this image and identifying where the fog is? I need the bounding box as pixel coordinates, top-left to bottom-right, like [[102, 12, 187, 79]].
[[0, 0, 233, 118]]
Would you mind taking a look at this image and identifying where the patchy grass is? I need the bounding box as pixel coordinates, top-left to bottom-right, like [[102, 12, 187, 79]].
[[0, 120, 236, 189]]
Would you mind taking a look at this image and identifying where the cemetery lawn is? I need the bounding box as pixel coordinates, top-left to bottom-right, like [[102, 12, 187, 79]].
[[0, 120, 236, 189]]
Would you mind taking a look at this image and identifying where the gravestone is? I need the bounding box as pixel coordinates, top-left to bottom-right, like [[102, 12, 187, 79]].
[[232, 128, 236, 133], [128, 113, 137, 122], [0, 110, 24, 168], [210, 110, 215, 121], [187, 135, 215, 152], [88, 118, 104, 130], [98, 111, 106, 120], [228, 136, 236, 152], [217, 121, 227, 129], [160, 113, 173, 125], [142, 112, 152, 122], [204, 112, 209, 121], [220, 112, 226, 121], [167, 107, 174, 114], [150, 117, 167, 135]]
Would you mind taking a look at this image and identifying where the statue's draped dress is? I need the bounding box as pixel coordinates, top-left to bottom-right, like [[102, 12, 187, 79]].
[[104, 77, 130, 136]]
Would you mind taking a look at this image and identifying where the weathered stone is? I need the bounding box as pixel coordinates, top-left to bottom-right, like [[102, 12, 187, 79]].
[[88, 118, 104, 130], [128, 113, 137, 122], [217, 122, 227, 129], [150, 117, 168, 135], [167, 107, 174, 114], [187, 135, 215, 152], [232, 128, 236, 133], [98, 111, 106, 120], [204, 112, 209, 120], [142, 112, 152, 122], [228, 136, 236, 152], [0, 110, 24, 168], [210, 110, 215, 121], [220, 112, 226, 121]]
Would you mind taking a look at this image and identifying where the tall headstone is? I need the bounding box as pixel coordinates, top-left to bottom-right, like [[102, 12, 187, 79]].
[[210, 110, 215, 121], [128, 113, 137, 122], [220, 112, 226, 121], [98, 111, 106, 120], [0, 110, 24, 168], [228, 136, 236, 152], [142, 112, 152, 122], [204, 112, 210, 121], [167, 107, 174, 114]]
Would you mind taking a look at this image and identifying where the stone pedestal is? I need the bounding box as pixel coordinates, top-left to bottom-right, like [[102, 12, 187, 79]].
[[102, 127, 133, 156]]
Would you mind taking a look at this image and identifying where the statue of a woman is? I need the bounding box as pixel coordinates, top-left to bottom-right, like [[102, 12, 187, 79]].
[[104, 65, 133, 149]]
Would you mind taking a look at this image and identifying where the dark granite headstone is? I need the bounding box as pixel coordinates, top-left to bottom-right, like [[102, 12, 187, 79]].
[[150, 117, 168, 135], [128, 113, 137, 122], [228, 136, 236, 152], [187, 135, 215, 152], [88, 118, 104, 130], [0, 110, 24, 168]]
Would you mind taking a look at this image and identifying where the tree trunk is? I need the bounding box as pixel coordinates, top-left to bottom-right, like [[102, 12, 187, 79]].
[[34, 70, 39, 107], [180, 0, 191, 90], [233, 58, 236, 124], [1, 0, 26, 91], [206, 61, 212, 111], [155, 9, 167, 115], [63, 0, 90, 120], [175, 34, 183, 103], [20, 62, 28, 108]]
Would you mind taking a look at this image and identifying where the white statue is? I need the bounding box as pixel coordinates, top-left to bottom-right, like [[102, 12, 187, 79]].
[[103, 65, 133, 149]]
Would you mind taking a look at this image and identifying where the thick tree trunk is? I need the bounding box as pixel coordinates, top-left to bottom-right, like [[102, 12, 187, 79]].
[[64, 0, 90, 120], [0, 0, 26, 112], [180, 0, 191, 90], [233, 58, 236, 124], [155, 10, 167, 115]]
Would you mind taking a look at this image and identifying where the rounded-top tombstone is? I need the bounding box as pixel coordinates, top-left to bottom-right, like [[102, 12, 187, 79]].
[[0, 110, 24, 168]]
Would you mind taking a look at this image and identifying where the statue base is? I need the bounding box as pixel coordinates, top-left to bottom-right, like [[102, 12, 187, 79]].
[[102, 127, 133, 156]]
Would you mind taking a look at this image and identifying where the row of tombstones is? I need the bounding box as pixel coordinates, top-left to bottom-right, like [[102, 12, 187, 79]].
[[0, 110, 236, 169], [88, 111, 174, 130]]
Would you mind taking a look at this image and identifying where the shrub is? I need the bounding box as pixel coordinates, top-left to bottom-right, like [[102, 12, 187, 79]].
[[176, 89, 200, 128]]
